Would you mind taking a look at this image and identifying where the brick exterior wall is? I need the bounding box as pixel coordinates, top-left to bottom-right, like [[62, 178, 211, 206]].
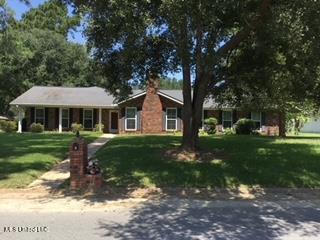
[[142, 82, 163, 133], [118, 84, 183, 134]]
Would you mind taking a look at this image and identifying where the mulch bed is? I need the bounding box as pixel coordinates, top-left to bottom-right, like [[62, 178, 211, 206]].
[[164, 148, 228, 162]]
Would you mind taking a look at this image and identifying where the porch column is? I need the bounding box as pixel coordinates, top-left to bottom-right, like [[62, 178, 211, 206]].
[[99, 108, 102, 132], [17, 106, 23, 133], [59, 107, 62, 133]]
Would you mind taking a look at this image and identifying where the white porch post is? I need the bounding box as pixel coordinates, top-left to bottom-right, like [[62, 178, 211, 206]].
[[99, 108, 102, 132], [17, 106, 22, 133], [58, 107, 62, 133]]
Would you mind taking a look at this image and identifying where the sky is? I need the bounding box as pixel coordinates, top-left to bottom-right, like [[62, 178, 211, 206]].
[[7, 0, 182, 79]]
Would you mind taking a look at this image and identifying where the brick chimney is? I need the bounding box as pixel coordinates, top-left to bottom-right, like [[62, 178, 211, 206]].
[[142, 74, 163, 133]]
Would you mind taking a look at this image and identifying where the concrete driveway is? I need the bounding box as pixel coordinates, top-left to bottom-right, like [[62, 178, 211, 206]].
[[0, 198, 320, 240]]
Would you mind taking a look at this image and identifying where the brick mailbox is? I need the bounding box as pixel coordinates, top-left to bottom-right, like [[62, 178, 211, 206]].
[[69, 136, 88, 190], [69, 134, 103, 190]]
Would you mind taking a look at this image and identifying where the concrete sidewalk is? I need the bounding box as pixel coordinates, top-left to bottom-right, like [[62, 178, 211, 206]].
[[27, 134, 115, 190]]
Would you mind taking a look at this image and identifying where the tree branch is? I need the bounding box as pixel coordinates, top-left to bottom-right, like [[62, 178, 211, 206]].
[[217, 0, 273, 57]]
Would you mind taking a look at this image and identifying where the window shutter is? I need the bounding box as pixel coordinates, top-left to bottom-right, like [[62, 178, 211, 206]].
[[137, 110, 141, 130], [55, 108, 59, 129], [79, 109, 83, 125], [177, 108, 182, 118], [121, 108, 125, 118], [162, 111, 166, 131], [69, 108, 73, 127], [30, 107, 35, 124], [93, 109, 98, 125], [218, 110, 222, 124], [45, 108, 49, 129], [204, 110, 208, 120], [261, 112, 266, 126], [233, 110, 237, 124]]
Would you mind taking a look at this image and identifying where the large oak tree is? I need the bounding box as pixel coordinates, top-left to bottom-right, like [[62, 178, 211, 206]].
[[68, 0, 319, 150]]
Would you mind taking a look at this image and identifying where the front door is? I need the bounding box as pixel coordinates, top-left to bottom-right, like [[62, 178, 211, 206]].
[[109, 111, 118, 132]]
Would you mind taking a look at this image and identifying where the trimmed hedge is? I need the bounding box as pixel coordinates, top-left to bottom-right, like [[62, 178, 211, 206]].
[[235, 118, 255, 135], [204, 117, 218, 135], [0, 120, 17, 133], [30, 123, 44, 133]]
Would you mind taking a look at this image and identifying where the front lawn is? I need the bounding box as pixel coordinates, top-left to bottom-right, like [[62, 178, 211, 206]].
[[96, 134, 320, 188], [0, 132, 101, 188]]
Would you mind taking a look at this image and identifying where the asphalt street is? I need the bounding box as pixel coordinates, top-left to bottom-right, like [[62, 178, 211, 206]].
[[0, 199, 320, 240]]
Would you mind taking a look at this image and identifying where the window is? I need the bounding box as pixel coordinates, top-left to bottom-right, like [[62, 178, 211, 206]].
[[251, 112, 261, 129], [125, 107, 137, 131], [222, 110, 232, 128], [166, 108, 177, 131], [35, 108, 45, 125], [83, 109, 93, 129], [62, 109, 69, 128]]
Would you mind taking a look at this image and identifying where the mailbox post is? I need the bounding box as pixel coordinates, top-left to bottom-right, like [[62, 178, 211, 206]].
[[69, 133, 88, 190]]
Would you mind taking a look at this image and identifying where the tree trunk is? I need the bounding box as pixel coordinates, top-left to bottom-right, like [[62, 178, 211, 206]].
[[279, 111, 286, 138], [181, 62, 194, 151]]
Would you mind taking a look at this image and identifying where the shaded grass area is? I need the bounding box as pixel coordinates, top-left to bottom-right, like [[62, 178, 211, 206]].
[[0, 132, 101, 188], [97, 134, 320, 188]]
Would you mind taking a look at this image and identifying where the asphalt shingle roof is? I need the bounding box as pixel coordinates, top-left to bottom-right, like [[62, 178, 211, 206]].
[[10, 86, 117, 108], [10, 86, 220, 109]]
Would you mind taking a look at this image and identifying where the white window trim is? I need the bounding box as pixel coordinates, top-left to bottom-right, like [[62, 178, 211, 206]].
[[251, 112, 262, 129], [83, 109, 93, 129], [35, 107, 45, 124], [125, 107, 137, 131], [166, 107, 177, 131], [222, 110, 233, 129], [62, 108, 69, 129]]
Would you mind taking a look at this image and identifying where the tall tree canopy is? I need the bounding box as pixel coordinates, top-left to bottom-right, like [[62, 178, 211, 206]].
[[0, 0, 101, 114], [20, 0, 80, 38]]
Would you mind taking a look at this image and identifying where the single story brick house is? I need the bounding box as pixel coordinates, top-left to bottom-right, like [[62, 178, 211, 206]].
[[10, 81, 280, 135]]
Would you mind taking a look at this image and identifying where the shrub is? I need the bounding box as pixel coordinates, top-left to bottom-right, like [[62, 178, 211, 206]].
[[224, 128, 235, 135], [71, 123, 83, 133], [0, 120, 17, 133], [94, 123, 105, 132], [30, 123, 44, 133], [235, 118, 255, 135], [203, 117, 218, 134]]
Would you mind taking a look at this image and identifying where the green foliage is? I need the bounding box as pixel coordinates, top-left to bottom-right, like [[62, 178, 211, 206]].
[[224, 128, 235, 135], [30, 123, 44, 133], [159, 77, 183, 90], [19, 0, 80, 38], [0, 0, 103, 115], [0, 28, 98, 114], [203, 117, 217, 135], [0, 120, 16, 133], [94, 123, 104, 132], [71, 123, 83, 133], [235, 119, 255, 135]]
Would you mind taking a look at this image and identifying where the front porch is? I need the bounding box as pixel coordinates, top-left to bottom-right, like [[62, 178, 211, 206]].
[[16, 107, 119, 133]]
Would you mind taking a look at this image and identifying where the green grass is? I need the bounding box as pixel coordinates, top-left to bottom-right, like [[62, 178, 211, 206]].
[[0, 132, 101, 188], [96, 134, 320, 188]]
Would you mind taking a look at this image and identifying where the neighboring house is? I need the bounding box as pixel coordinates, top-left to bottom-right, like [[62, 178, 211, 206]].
[[10, 80, 280, 135], [301, 117, 320, 133]]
